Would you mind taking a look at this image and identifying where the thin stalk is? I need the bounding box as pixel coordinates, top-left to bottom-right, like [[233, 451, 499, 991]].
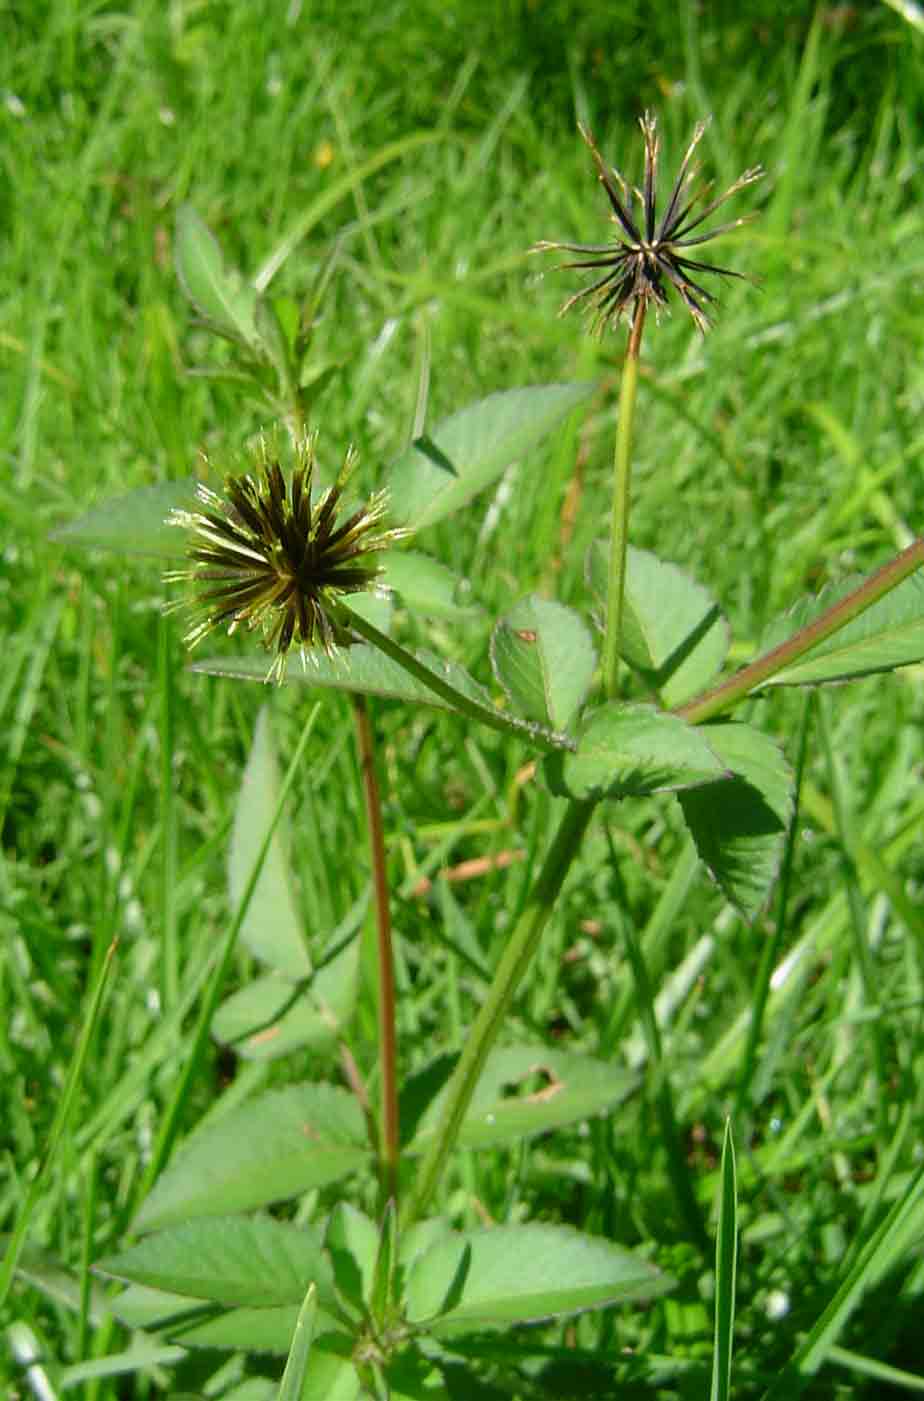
[[602, 300, 647, 699], [677, 538, 924, 725], [400, 799, 595, 1229], [353, 695, 399, 1204], [0, 939, 118, 1307]]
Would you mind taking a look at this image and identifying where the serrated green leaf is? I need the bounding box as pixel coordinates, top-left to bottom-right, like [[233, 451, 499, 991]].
[[678, 723, 793, 921], [758, 570, 924, 686], [405, 1224, 673, 1332], [491, 596, 596, 731], [405, 1046, 635, 1154], [588, 542, 729, 706], [230, 708, 309, 978], [380, 551, 483, 621], [324, 1204, 378, 1314], [51, 480, 199, 558], [135, 1085, 370, 1232], [388, 383, 596, 530], [212, 940, 359, 1060], [175, 205, 258, 347], [545, 702, 727, 801], [96, 1217, 335, 1310]]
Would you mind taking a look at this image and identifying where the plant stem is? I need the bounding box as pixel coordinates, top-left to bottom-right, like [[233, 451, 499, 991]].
[[677, 537, 924, 725], [352, 695, 400, 1204], [399, 798, 595, 1229], [334, 602, 574, 753], [602, 301, 647, 700]]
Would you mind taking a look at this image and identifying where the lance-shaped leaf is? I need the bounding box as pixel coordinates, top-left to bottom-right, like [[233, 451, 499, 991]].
[[229, 707, 309, 978], [388, 383, 596, 530], [588, 542, 729, 706], [404, 1045, 635, 1154], [134, 1085, 371, 1232], [50, 480, 199, 558], [757, 570, 924, 686], [96, 1217, 336, 1310], [175, 205, 259, 348], [678, 723, 793, 921], [491, 596, 596, 732], [545, 702, 727, 801], [405, 1224, 674, 1332]]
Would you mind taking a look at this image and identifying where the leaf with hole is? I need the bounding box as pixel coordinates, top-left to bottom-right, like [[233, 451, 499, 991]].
[[405, 1046, 635, 1154]]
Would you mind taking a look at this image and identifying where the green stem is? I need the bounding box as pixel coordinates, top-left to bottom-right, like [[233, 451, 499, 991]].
[[353, 695, 400, 1205], [602, 302, 646, 699], [400, 799, 595, 1228], [334, 602, 573, 753], [677, 537, 924, 725]]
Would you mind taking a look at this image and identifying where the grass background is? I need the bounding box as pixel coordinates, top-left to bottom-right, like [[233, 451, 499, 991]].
[[4, 1, 924, 1396]]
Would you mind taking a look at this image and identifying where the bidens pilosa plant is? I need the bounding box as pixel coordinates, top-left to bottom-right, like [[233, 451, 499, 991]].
[[52, 113, 924, 1400]]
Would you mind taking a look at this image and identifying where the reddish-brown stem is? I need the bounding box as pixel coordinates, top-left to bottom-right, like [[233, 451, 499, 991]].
[[677, 538, 924, 725]]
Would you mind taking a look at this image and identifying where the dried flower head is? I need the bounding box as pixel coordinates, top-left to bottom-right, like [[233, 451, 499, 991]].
[[534, 113, 763, 335], [166, 435, 405, 682]]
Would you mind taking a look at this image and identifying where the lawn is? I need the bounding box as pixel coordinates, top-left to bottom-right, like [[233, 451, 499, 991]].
[[4, 2, 924, 1397]]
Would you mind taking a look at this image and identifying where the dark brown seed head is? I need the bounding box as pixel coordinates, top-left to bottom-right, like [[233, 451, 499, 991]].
[[534, 113, 763, 335], [166, 435, 406, 682]]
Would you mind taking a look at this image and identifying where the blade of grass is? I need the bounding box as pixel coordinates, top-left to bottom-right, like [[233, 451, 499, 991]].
[[0, 939, 119, 1308], [709, 1121, 738, 1401], [135, 702, 322, 1203]]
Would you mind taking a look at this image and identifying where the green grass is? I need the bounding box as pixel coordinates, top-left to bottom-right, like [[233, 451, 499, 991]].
[[4, 2, 924, 1397]]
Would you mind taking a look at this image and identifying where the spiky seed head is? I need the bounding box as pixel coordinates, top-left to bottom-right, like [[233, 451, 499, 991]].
[[165, 434, 407, 683], [533, 112, 763, 335]]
